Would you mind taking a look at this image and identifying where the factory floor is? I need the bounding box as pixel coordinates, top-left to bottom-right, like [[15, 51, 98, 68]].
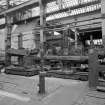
[[0, 73, 105, 105]]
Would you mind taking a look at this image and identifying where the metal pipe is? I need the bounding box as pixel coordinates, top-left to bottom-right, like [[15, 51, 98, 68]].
[[38, 0, 46, 94]]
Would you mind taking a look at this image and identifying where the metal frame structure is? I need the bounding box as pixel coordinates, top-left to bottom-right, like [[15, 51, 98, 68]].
[[0, 0, 104, 92], [1, 0, 100, 65]]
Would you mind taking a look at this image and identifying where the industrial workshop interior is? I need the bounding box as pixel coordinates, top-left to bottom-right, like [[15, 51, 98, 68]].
[[0, 0, 105, 105]]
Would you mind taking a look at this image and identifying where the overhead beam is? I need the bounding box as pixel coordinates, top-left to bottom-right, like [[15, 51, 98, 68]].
[[48, 10, 101, 25], [0, 9, 102, 31], [47, 10, 101, 31]]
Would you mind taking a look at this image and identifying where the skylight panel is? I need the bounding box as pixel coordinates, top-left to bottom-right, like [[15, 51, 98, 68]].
[[47, 1, 59, 13], [80, 0, 98, 4], [62, 0, 78, 9], [53, 0, 99, 10], [46, 3, 101, 21]]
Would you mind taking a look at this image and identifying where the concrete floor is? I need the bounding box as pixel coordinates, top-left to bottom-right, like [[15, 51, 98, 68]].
[[0, 74, 105, 105]]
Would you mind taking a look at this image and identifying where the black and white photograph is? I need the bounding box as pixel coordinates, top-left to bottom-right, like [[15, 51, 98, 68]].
[[0, 0, 105, 105]]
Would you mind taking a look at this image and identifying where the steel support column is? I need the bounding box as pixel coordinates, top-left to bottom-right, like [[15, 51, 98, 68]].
[[88, 49, 99, 89], [62, 29, 69, 55], [18, 33, 23, 65], [74, 19, 78, 49], [38, 0, 46, 94], [88, 35, 98, 89], [5, 0, 12, 66], [75, 28, 78, 49], [102, 0, 105, 49]]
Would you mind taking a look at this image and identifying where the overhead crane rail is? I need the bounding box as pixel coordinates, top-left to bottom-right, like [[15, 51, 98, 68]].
[[33, 11, 101, 31], [34, 22, 101, 32]]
